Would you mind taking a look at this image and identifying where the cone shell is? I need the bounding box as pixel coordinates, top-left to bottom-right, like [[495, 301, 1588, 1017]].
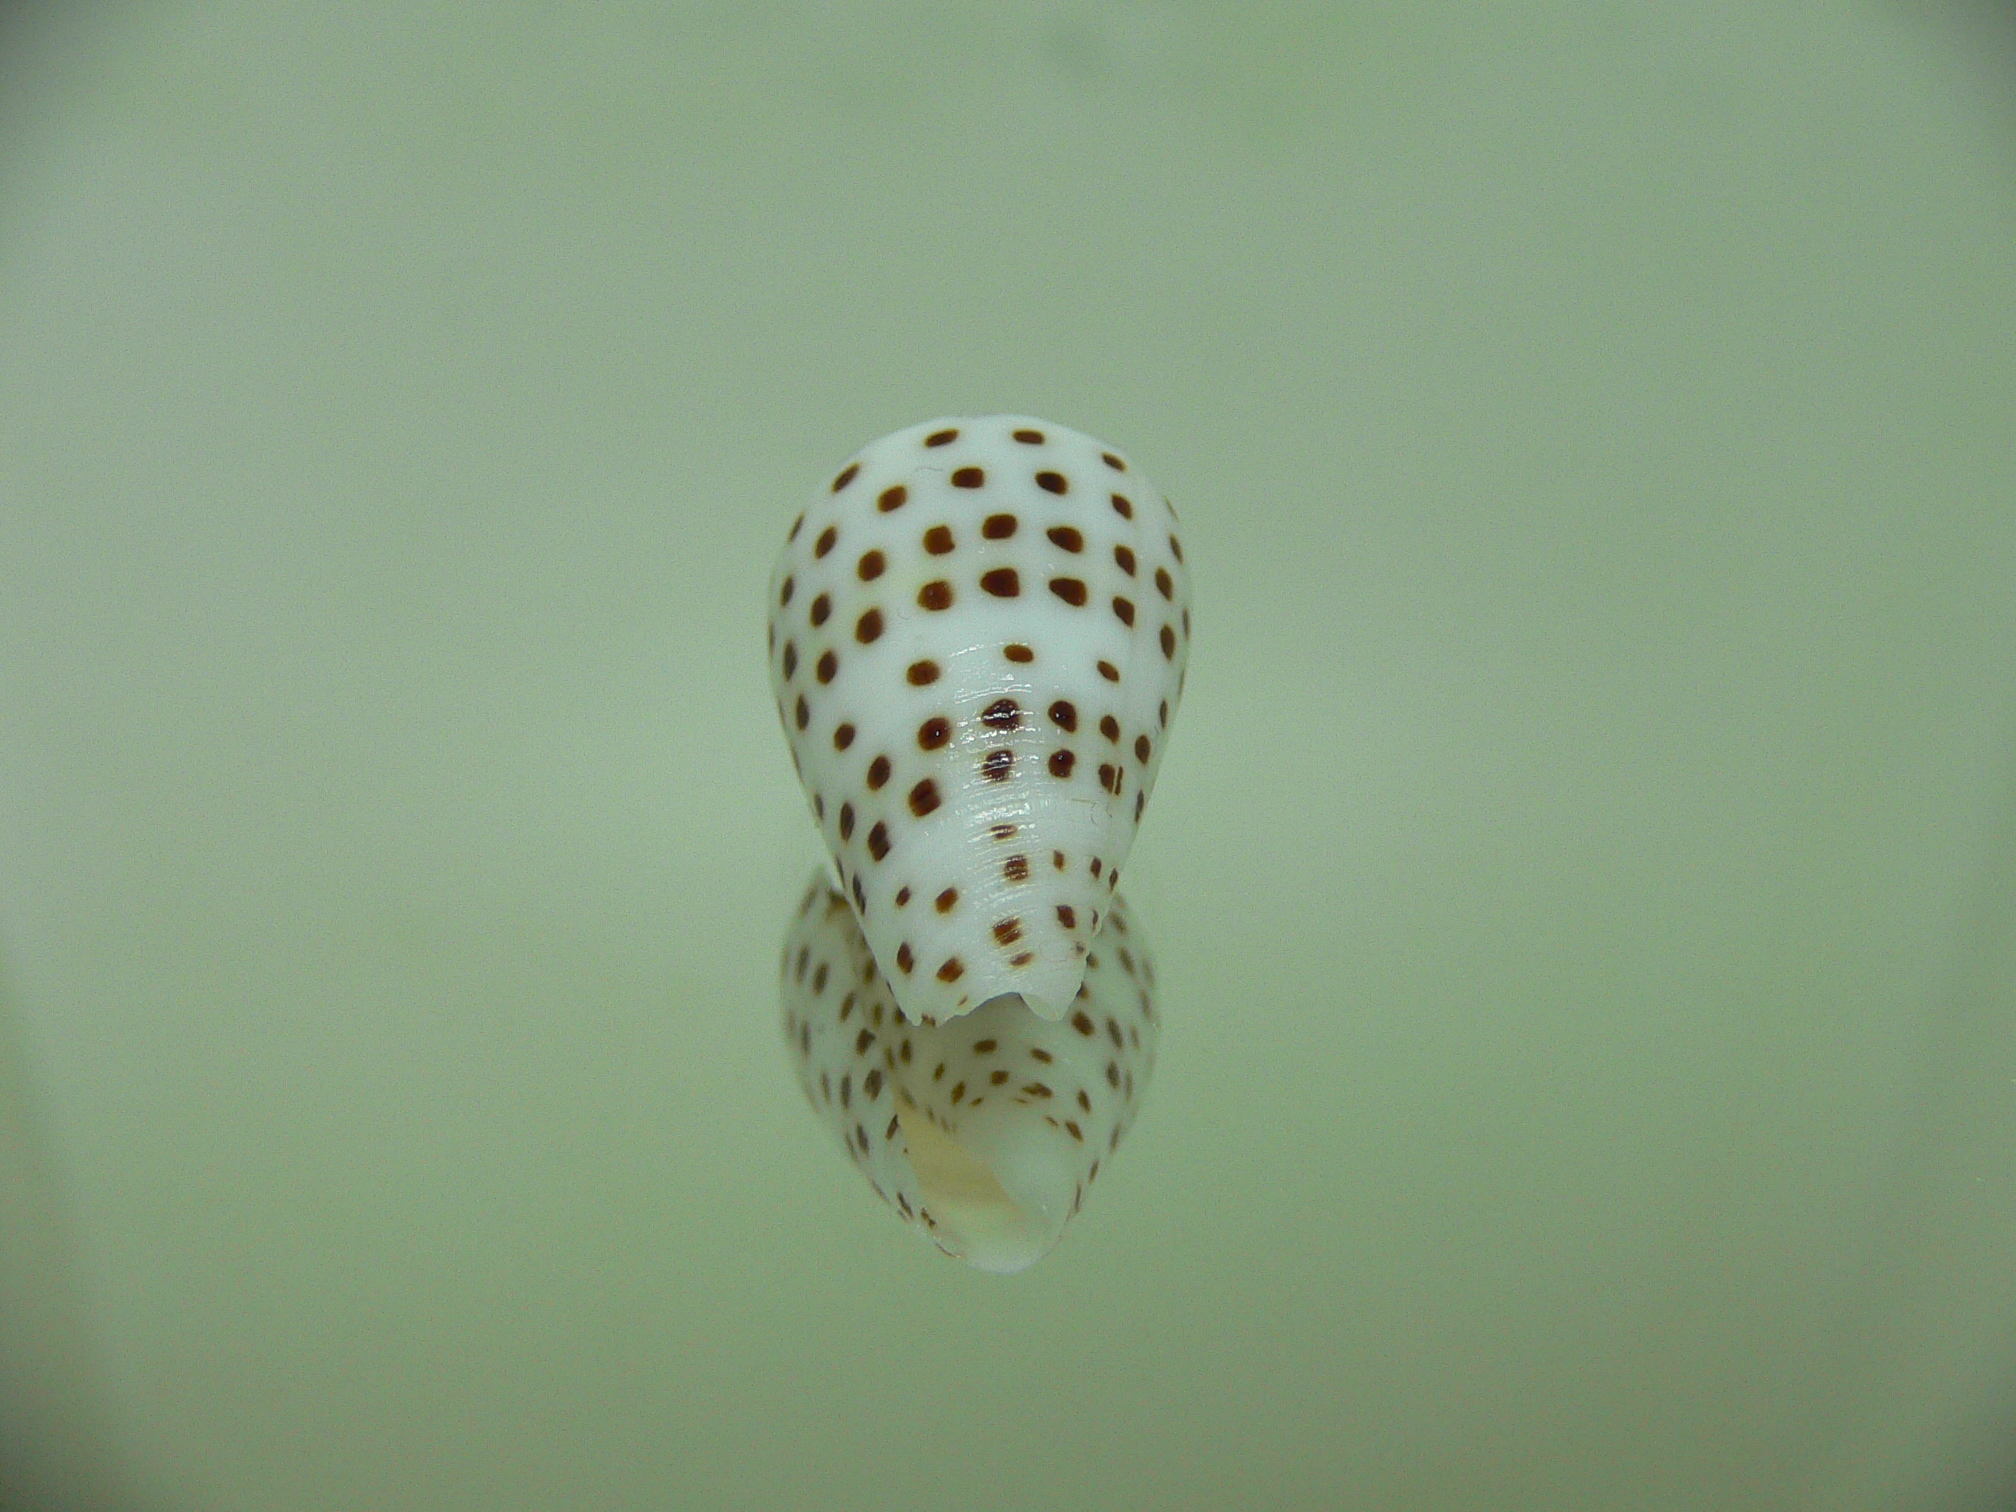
[[768, 416, 1190, 1025], [780, 870, 1159, 1273]]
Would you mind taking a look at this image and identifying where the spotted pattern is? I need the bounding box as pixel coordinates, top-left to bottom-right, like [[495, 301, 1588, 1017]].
[[779, 871, 1159, 1272], [768, 415, 1191, 1029]]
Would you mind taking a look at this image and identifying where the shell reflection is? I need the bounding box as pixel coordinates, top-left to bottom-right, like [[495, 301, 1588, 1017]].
[[779, 870, 1159, 1273]]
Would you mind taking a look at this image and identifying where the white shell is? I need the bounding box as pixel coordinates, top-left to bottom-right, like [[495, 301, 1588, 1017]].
[[768, 416, 1190, 1026], [779, 870, 1159, 1273]]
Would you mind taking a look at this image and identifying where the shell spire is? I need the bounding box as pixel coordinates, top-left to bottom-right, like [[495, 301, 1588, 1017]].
[[768, 416, 1190, 1026]]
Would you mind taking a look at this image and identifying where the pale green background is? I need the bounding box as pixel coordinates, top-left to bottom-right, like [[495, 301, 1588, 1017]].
[[3, 3, 2015, 1509]]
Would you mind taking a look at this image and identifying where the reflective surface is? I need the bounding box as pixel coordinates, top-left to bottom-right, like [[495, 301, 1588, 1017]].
[[3, 4, 2015, 1509]]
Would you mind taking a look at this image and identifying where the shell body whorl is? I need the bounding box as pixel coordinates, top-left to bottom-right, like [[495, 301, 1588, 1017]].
[[768, 416, 1190, 1027]]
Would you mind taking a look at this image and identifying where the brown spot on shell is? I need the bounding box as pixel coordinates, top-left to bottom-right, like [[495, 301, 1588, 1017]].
[[1048, 577, 1088, 607], [832, 463, 860, 492], [951, 467, 985, 488], [878, 484, 908, 512], [980, 567, 1020, 597]]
